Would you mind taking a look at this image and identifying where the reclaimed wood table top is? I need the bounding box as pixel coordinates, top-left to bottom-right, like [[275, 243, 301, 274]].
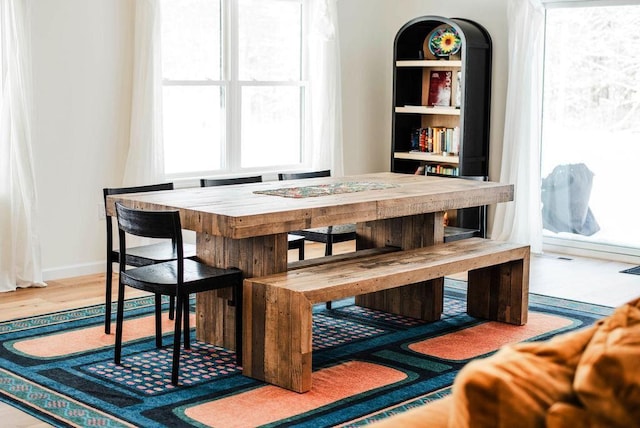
[[105, 172, 513, 239]]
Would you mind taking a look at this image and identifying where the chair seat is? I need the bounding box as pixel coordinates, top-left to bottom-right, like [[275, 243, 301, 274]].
[[443, 226, 478, 243], [113, 242, 197, 266], [294, 224, 356, 244], [122, 259, 241, 294], [288, 234, 305, 244]]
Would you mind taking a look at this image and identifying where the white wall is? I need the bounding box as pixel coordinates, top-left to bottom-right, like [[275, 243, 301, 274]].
[[31, 0, 133, 279], [29, 0, 509, 280]]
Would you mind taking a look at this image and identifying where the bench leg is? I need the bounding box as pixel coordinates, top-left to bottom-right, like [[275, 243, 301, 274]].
[[355, 278, 444, 322], [243, 280, 313, 393], [467, 258, 530, 325]]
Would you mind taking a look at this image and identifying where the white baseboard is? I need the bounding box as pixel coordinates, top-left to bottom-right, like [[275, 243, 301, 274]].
[[543, 237, 640, 265], [43, 261, 104, 281]]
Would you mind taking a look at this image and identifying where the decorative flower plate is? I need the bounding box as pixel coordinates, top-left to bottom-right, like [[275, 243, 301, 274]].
[[428, 26, 461, 57]]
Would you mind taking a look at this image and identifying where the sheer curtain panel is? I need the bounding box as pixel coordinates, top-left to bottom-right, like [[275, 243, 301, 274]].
[[307, 0, 344, 176], [491, 0, 545, 253], [0, 0, 45, 292], [122, 0, 164, 186]]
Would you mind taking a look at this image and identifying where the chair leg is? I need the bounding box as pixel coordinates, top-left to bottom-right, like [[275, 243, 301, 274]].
[[298, 241, 304, 260], [171, 295, 184, 386], [114, 280, 126, 365], [183, 297, 190, 350], [105, 261, 113, 334], [325, 227, 334, 257], [169, 296, 175, 320], [324, 243, 333, 256], [155, 294, 163, 348], [325, 229, 334, 310]]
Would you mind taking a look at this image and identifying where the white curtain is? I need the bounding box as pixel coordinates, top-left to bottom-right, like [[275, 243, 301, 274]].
[[492, 0, 545, 253], [307, 0, 344, 176], [0, 0, 45, 292], [122, 0, 164, 186]]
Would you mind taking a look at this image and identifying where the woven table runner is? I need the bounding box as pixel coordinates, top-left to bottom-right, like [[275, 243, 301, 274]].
[[254, 182, 399, 198]]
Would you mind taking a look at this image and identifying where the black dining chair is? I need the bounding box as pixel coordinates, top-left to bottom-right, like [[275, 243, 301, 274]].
[[200, 176, 306, 260], [278, 170, 357, 309], [103, 183, 196, 334], [278, 170, 357, 257], [113, 202, 243, 386]]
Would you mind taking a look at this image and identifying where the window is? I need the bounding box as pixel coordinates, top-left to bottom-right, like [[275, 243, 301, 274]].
[[160, 0, 306, 178], [541, 4, 640, 253]]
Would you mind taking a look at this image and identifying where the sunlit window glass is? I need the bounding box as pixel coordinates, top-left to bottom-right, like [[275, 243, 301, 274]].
[[541, 5, 640, 250], [240, 86, 302, 168], [237, 0, 302, 81], [161, 0, 221, 81]]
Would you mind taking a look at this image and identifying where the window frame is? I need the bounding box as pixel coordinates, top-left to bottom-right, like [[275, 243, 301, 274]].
[[161, 0, 310, 180]]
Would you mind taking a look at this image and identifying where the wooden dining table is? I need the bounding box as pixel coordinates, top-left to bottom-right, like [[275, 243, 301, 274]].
[[106, 172, 513, 364]]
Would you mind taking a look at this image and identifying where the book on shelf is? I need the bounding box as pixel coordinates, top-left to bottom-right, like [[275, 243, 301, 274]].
[[424, 164, 459, 176], [409, 126, 460, 155], [427, 70, 452, 107], [452, 126, 460, 153], [455, 71, 462, 108]]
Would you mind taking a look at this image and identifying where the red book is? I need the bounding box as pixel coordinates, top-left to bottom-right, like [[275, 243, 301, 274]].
[[427, 70, 452, 107]]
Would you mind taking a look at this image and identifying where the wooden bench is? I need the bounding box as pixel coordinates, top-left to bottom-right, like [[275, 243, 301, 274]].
[[243, 237, 530, 392], [287, 245, 401, 270]]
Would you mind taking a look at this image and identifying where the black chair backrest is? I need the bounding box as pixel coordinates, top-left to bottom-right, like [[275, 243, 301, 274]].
[[278, 170, 331, 181], [103, 183, 175, 250], [104, 183, 174, 206], [115, 203, 184, 263], [200, 176, 262, 187], [116, 202, 181, 239], [104, 183, 174, 221]]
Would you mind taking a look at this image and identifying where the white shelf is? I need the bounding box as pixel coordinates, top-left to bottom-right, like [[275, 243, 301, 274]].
[[395, 106, 461, 115], [394, 151, 460, 164], [396, 60, 462, 67]]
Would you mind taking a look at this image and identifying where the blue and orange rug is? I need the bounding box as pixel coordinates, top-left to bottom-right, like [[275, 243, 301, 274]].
[[0, 280, 613, 427]]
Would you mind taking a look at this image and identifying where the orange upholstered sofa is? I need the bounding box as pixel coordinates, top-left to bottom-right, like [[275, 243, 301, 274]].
[[372, 297, 640, 428]]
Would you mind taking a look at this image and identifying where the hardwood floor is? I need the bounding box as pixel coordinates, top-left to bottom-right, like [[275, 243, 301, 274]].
[[2, 242, 640, 426]]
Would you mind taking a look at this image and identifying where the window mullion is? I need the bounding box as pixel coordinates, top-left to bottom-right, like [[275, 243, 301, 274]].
[[162, 80, 225, 86]]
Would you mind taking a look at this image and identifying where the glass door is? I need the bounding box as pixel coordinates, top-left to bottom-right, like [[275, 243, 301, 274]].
[[541, 4, 640, 256]]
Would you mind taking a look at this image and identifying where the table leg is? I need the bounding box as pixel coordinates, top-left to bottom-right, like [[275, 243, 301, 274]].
[[354, 212, 445, 321], [195, 232, 288, 349]]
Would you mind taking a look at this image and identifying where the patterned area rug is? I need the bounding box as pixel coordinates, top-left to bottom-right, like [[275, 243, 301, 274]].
[[253, 182, 399, 198], [0, 281, 612, 427]]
